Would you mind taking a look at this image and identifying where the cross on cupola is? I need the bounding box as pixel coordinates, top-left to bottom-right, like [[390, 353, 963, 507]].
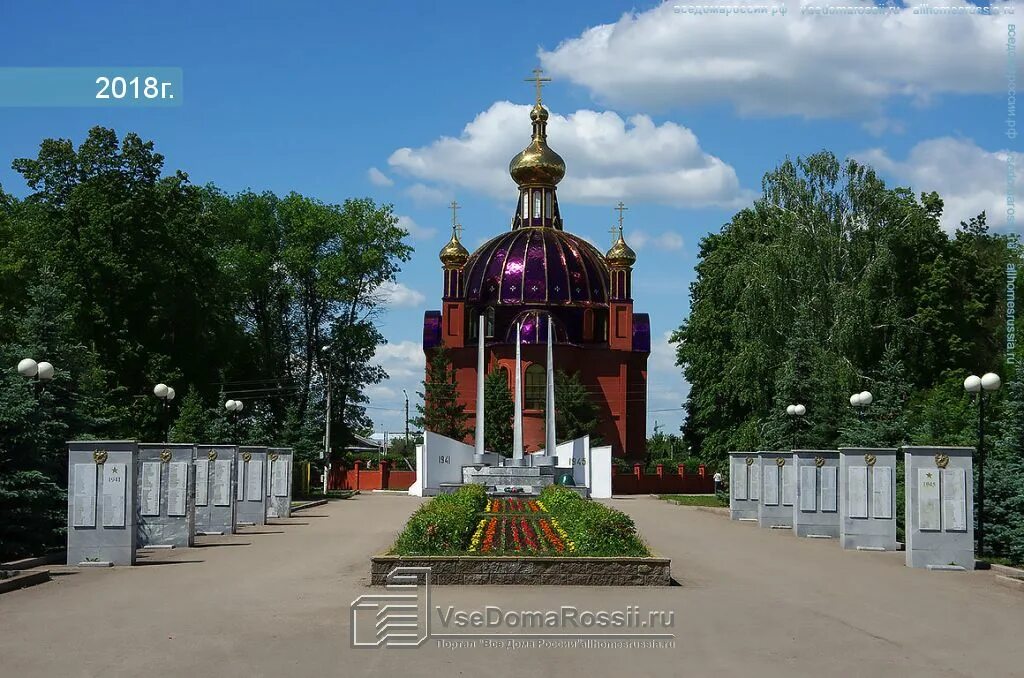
[[525, 67, 552, 106], [509, 68, 565, 230], [605, 200, 636, 301]]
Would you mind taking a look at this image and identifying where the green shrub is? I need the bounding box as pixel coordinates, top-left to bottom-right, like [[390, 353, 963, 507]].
[[392, 485, 486, 555], [539, 486, 650, 557]]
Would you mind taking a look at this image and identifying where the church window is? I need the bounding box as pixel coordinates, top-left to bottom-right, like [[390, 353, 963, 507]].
[[524, 364, 545, 409], [468, 311, 479, 340], [545, 190, 553, 218], [533, 192, 541, 219], [485, 307, 495, 338]]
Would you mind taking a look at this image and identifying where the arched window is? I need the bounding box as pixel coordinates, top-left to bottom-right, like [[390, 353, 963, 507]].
[[468, 311, 479, 340], [524, 364, 545, 409], [485, 307, 496, 338]]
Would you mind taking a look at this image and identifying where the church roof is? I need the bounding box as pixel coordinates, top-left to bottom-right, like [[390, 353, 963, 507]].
[[463, 227, 609, 307]]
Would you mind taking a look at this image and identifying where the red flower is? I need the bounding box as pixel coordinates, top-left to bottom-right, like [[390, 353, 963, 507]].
[[520, 518, 540, 551], [538, 519, 565, 552]]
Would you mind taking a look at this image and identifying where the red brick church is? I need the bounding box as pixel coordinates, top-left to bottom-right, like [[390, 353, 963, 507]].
[[421, 84, 650, 460]]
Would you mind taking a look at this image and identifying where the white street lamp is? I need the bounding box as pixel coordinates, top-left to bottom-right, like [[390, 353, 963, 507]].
[[794, 404, 806, 416], [981, 372, 1002, 391], [166, 387, 176, 401], [154, 383, 169, 399], [36, 361, 54, 381], [17, 358, 38, 378], [965, 372, 1002, 557]]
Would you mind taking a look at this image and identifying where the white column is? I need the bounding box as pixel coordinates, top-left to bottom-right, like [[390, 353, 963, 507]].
[[512, 322, 524, 460], [474, 314, 486, 456], [545, 319, 556, 456]]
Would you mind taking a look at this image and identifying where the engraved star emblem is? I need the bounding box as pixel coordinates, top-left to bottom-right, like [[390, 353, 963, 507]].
[[926, 472, 933, 479]]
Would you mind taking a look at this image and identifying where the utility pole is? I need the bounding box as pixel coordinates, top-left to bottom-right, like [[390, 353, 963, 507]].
[[323, 369, 331, 495], [403, 389, 410, 452]]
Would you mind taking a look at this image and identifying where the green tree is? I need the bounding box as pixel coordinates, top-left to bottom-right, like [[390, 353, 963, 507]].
[[552, 370, 599, 443], [483, 369, 514, 456], [414, 347, 469, 440], [168, 387, 213, 443]]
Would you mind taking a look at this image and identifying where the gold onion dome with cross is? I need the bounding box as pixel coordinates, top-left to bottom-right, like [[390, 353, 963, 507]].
[[606, 202, 636, 268], [508, 69, 566, 188], [439, 200, 469, 269]]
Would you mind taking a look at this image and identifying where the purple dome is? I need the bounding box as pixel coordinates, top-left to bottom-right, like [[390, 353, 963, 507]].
[[464, 227, 608, 306], [505, 310, 570, 344]]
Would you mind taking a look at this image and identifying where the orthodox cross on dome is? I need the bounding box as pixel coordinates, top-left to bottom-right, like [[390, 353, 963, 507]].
[[525, 67, 552, 106], [450, 200, 460, 228], [615, 201, 628, 231], [449, 200, 464, 237], [608, 225, 620, 245]]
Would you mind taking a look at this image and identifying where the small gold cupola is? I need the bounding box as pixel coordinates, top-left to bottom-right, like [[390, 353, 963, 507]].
[[509, 68, 565, 230], [606, 202, 636, 301], [439, 200, 469, 299]]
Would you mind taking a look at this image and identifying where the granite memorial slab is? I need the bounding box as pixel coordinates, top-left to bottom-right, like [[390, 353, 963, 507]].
[[757, 451, 794, 530], [728, 451, 759, 521], [67, 440, 139, 566], [266, 447, 293, 519], [838, 447, 898, 551], [904, 446, 975, 569], [136, 443, 196, 548], [194, 445, 238, 535], [791, 450, 840, 538], [235, 446, 268, 527]]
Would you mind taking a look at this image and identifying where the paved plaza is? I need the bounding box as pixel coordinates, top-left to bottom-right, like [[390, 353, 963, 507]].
[[1, 494, 1022, 677]]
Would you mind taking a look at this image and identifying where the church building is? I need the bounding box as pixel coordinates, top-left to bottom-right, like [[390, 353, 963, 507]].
[[421, 76, 650, 460]]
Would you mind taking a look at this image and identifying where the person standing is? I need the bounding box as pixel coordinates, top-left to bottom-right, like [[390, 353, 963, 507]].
[[713, 471, 724, 494]]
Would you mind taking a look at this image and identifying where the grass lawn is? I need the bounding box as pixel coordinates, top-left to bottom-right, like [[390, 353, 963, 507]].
[[659, 494, 727, 507]]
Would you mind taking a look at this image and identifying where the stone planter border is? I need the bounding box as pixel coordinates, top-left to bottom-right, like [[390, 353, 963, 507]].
[[371, 555, 671, 586]]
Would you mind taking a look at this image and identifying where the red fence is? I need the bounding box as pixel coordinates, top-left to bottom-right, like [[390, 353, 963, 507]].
[[327, 461, 415, 492], [612, 463, 716, 494], [326, 461, 714, 494]]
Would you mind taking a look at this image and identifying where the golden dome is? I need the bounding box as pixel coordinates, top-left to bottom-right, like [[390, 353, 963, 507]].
[[509, 104, 565, 187], [605, 231, 636, 268], [439, 227, 469, 268]]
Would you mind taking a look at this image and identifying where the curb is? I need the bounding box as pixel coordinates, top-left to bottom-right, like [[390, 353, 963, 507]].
[[291, 499, 328, 512], [0, 569, 51, 594]]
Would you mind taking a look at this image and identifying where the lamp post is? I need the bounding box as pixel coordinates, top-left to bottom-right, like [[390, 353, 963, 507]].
[[224, 398, 244, 444], [153, 383, 176, 443], [17, 358, 55, 393], [850, 390, 873, 418], [964, 372, 1001, 558], [786, 404, 806, 448]]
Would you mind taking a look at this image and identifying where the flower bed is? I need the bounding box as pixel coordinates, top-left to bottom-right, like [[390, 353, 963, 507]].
[[392, 485, 650, 559], [468, 515, 575, 554]]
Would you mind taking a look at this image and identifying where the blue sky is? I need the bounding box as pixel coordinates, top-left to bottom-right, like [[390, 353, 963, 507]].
[[1, 1, 1018, 438]]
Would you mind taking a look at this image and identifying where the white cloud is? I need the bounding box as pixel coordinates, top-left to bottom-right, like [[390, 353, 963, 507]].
[[388, 101, 746, 208], [629, 230, 684, 251], [376, 281, 426, 309], [854, 137, 1022, 232], [405, 183, 449, 205], [397, 214, 437, 241], [367, 167, 394, 187], [646, 331, 689, 435], [540, 1, 1012, 119], [370, 340, 426, 434]]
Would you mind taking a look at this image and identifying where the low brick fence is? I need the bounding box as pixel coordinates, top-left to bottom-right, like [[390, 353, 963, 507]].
[[371, 555, 671, 586], [612, 463, 716, 494]]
